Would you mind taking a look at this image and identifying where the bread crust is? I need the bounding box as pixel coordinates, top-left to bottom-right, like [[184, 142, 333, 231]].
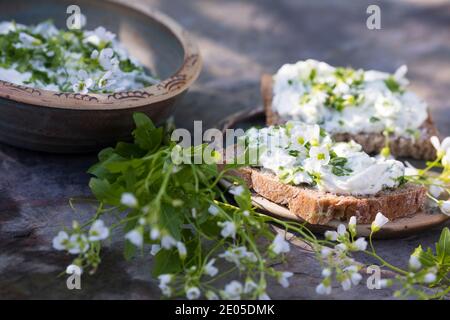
[[261, 74, 439, 160], [234, 166, 427, 224]]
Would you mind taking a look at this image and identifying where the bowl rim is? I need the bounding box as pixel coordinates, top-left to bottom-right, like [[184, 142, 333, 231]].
[[0, 0, 202, 110]]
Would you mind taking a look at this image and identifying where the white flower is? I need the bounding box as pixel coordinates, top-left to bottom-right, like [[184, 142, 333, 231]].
[[350, 272, 362, 285], [205, 291, 219, 300], [98, 71, 116, 89], [337, 224, 347, 237], [72, 70, 93, 94], [371, 212, 389, 232], [84, 26, 116, 47], [150, 244, 161, 256], [430, 136, 450, 157], [219, 246, 256, 269], [244, 279, 258, 293], [335, 243, 347, 252], [243, 210, 250, 217], [309, 146, 330, 165], [409, 255, 422, 271], [125, 229, 143, 247], [208, 205, 219, 216], [223, 281, 243, 300], [186, 286, 201, 300], [204, 259, 218, 277], [348, 216, 357, 235], [277, 271, 293, 288], [321, 268, 332, 278], [90, 50, 99, 59], [158, 274, 173, 297], [191, 208, 197, 218], [352, 238, 368, 251], [52, 231, 69, 251], [161, 235, 177, 249], [379, 279, 392, 288], [176, 241, 187, 259], [229, 185, 245, 196], [320, 247, 332, 258], [66, 264, 82, 276], [98, 48, 118, 71], [88, 220, 109, 241], [258, 293, 271, 300], [218, 221, 236, 239], [270, 234, 290, 255], [150, 227, 160, 240], [423, 272, 436, 284], [324, 230, 338, 241], [341, 278, 352, 291], [429, 184, 445, 198], [120, 192, 138, 208], [67, 234, 90, 254], [439, 200, 450, 215], [315, 283, 332, 295], [19, 32, 41, 47]]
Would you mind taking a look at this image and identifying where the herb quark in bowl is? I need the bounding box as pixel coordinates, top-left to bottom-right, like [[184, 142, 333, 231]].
[[0, 0, 202, 153], [0, 20, 159, 94]]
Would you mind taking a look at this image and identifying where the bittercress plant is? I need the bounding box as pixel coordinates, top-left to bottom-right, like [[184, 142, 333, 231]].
[[53, 113, 450, 300]]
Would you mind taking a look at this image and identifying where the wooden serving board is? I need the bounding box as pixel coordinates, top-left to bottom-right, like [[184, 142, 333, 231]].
[[219, 107, 450, 239]]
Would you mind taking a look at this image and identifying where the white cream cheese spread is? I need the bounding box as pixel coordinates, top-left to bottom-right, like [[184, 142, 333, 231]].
[[272, 59, 428, 138], [0, 21, 158, 93], [244, 122, 405, 195]]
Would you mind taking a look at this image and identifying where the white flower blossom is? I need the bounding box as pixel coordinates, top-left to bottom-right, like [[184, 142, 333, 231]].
[[176, 241, 187, 259], [439, 200, 450, 215], [98, 48, 118, 71], [371, 212, 389, 232], [150, 227, 160, 240], [186, 286, 201, 300], [229, 185, 245, 196], [315, 282, 332, 295], [379, 279, 392, 288], [158, 274, 173, 297], [204, 259, 218, 277], [423, 272, 436, 284], [341, 278, 352, 291], [409, 255, 422, 271], [324, 230, 338, 241], [223, 281, 243, 300], [320, 246, 332, 258], [208, 205, 219, 216], [337, 224, 347, 237], [270, 234, 290, 255], [52, 231, 69, 251], [309, 146, 330, 165], [120, 192, 138, 208], [150, 244, 161, 256], [68, 234, 90, 254], [161, 234, 177, 249], [277, 271, 293, 288], [335, 243, 347, 252], [191, 208, 197, 218], [88, 220, 109, 241], [72, 70, 93, 94], [84, 26, 116, 47], [219, 246, 256, 268], [429, 184, 444, 198], [125, 229, 143, 247], [348, 216, 357, 235], [321, 268, 332, 278], [352, 238, 368, 251], [430, 136, 450, 157], [218, 221, 236, 239], [98, 70, 115, 89]]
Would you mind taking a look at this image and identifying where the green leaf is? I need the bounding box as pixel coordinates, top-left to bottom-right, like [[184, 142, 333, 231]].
[[152, 249, 182, 277], [436, 227, 450, 263], [384, 76, 402, 93], [133, 112, 155, 130], [412, 245, 437, 268], [89, 178, 124, 205]]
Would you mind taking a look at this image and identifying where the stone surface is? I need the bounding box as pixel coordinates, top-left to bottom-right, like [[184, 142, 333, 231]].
[[1, 0, 449, 299]]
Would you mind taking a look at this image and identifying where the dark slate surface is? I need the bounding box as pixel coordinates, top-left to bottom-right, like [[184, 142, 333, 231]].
[[1, 0, 449, 299]]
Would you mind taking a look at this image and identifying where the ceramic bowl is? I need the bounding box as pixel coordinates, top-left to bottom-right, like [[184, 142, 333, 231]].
[[0, 0, 202, 152]]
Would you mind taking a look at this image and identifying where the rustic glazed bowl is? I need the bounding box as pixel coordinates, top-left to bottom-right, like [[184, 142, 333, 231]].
[[0, 0, 202, 153]]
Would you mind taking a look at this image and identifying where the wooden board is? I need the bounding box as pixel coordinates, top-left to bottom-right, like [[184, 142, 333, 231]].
[[220, 108, 450, 239]]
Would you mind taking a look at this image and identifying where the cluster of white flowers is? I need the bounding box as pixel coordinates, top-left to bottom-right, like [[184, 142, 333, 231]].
[[52, 220, 109, 254], [316, 213, 389, 295], [219, 246, 258, 269], [429, 136, 450, 215]]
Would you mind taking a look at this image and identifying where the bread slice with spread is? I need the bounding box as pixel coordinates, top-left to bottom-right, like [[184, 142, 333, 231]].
[[262, 60, 439, 160], [226, 122, 426, 224]]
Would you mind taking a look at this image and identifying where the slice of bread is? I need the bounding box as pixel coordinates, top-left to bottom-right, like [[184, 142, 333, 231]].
[[261, 74, 439, 160], [228, 165, 427, 225]]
